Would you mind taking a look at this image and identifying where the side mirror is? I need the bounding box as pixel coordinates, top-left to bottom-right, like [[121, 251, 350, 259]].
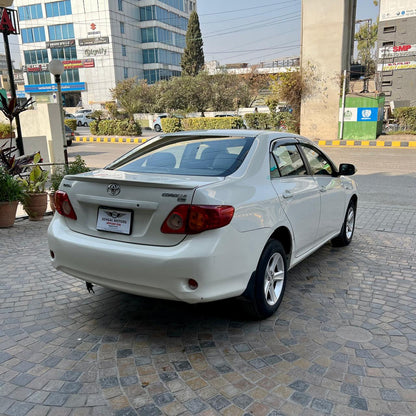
[[338, 163, 356, 176]]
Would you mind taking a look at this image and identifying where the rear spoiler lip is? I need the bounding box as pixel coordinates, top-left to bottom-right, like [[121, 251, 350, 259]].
[[62, 170, 224, 190]]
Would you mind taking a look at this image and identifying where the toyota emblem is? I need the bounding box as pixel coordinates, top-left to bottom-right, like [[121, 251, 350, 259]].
[[107, 183, 120, 196]]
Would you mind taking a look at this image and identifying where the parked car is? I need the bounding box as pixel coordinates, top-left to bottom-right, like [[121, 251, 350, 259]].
[[74, 109, 92, 116], [48, 130, 357, 319], [65, 125, 74, 146], [65, 113, 76, 120], [75, 113, 92, 127], [152, 114, 183, 132]]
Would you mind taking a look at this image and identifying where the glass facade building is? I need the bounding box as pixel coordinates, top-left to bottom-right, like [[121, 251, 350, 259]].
[[16, 0, 195, 105]]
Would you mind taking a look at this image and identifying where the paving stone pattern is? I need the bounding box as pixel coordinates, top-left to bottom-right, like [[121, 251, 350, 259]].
[[0, 203, 416, 416]]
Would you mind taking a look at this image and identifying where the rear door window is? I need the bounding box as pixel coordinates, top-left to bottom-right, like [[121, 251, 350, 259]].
[[115, 136, 254, 177], [271, 144, 307, 177]]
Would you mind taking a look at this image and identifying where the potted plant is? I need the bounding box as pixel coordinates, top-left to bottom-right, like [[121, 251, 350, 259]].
[[0, 167, 25, 227], [49, 155, 89, 212], [20, 152, 49, 221]]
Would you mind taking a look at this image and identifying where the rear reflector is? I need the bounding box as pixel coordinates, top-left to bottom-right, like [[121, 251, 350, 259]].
[[161, 204, 234, 234], [55, 190, 77, 220]]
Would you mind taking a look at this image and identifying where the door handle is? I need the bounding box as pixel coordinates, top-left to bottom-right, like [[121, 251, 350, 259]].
[[319, 186, 327, 192], [282, 190, 293, 199]]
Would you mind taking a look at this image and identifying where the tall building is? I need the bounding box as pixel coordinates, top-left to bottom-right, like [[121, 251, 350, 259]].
[[377, 0, 416, 107], [15, 0, 195, 108]]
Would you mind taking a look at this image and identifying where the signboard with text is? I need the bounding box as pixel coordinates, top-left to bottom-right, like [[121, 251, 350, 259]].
[[380, 0, 416, 21], [23, 59, 95, 72], [339, 107, 378, 122], [377, 61, 416, 71], [24, 82, 86, 93], [379, 44, 416, 59], [46, 39, 75, 48], [79, 36, 109, 46]]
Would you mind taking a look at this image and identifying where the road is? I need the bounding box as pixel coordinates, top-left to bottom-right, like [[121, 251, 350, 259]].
[[69, 140, 416, 208]]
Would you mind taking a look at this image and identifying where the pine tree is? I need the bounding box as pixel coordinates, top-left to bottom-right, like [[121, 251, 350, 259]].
[[181, 10, 204, 76]]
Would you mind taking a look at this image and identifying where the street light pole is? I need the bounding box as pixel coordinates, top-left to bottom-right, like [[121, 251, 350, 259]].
[[48, 59, 68, 165]]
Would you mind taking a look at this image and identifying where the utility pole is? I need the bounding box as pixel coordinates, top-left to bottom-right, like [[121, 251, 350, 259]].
[[356, 18, 372, 94], [0, 6, 24, 155]]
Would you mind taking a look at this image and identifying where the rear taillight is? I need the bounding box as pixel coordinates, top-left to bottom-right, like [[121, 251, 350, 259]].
[[161, 205, 234, 234], [55, 190, 77, 220]]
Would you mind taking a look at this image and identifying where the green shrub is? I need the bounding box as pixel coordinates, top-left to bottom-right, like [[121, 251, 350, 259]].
[[64, 119, 77, 131], [0, 167, 25, 202], [162, 117, 182, 132], [90, 119, 142, 136], [244, 113, 273, 129], [0, 122, 12, 137], [50, 155, 90, 192], [180, 117, 245, 131], [393, 107, 416, 131], [89, 120, 98, 135]]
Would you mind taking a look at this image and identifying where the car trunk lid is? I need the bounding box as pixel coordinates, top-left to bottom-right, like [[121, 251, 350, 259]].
[[60, 169, 223, 246]]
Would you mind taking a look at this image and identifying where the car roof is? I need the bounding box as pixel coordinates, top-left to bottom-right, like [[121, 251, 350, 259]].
[[159, 129, 314, 145]]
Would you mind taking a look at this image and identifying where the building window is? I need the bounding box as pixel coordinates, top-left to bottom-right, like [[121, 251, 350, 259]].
[[382, 41, 394, 47], [122, 45, 127, 56], [27, 71, 51, 85], [140, 6, 188, 31], [143, 48, 181, 66], [118, 0, 123, 11], [18, 4, 43, 20], [62, 69, 79, 83], [141, 27, 185, 48], [383, 26, 396, 33], [24, 49, 48, 65], [51, 46, 77, 60], [45, 0, 72, 17], [21, 27, 46, 43], [382, 80, 392, 86], [120, 22, 125, 34], [159, 0, 185, 12], [124, 67, 128, 79], [48, 23, 74, 40]]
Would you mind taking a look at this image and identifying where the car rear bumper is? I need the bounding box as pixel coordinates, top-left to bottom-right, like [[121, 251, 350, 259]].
[[48, 214, 267, 303]]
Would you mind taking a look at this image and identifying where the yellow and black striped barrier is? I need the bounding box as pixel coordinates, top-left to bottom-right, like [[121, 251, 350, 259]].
[[74, 136, 148, 144], [318, 140, 416, 148], [74, 136, 416, 148]]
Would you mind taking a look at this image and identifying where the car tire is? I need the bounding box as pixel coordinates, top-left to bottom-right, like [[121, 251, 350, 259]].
[[66, 139, 72, 147], [249, 240, 287, 319], [83, 122, 88, 127], [331, 200, 356, 247], [77, 121, 82, 126], [154, 124, 161, 132]]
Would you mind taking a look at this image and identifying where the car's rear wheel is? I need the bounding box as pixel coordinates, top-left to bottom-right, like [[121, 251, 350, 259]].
[[249, 240, 287, 319], [331, 200, 356, 247], [154, 124, 161, 132], [83, 122, 88, 127]]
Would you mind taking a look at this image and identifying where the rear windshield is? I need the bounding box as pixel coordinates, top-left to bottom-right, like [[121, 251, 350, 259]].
[[114, 136, 254, 177]]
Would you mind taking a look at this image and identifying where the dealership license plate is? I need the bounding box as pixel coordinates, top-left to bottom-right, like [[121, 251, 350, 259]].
[[96, 207, 132, 235]]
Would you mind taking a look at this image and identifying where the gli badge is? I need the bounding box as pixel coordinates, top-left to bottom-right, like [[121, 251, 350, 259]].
[[107, 183, 120, 196]]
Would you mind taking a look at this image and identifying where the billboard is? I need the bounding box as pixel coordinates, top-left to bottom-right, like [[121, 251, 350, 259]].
[[380, 0, 416, 21]]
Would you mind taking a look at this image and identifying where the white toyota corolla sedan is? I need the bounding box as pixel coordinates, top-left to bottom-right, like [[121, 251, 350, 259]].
[[48, 130, 357, 318]]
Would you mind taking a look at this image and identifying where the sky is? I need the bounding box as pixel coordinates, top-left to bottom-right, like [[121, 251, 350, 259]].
[[1, 0, 380, 68], [197, 0, 380, 65]]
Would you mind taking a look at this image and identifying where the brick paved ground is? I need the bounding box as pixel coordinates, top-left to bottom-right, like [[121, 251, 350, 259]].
[[1, 202, 416, 416]]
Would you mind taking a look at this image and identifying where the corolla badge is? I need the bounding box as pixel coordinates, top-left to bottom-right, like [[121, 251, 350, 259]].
[[107, 183, 120, 196]]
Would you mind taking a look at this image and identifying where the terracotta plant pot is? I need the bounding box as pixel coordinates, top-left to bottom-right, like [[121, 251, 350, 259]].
[[23, 192, 48, 221], [0, 200, 18, 227]]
